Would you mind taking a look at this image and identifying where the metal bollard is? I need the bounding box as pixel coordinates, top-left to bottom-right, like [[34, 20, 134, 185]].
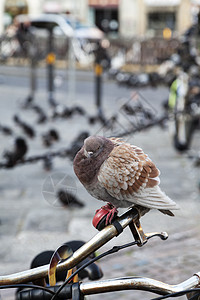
[[95, 62, 103, 113], [46, 28, 57, 107]]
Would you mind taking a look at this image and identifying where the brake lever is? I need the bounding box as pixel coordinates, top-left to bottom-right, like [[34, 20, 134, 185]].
[[128, 219, 168, 246], [146, 231, 168, 241]]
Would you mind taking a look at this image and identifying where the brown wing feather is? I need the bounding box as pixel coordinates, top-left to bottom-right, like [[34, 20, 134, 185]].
[[98, 140, 160, 200]]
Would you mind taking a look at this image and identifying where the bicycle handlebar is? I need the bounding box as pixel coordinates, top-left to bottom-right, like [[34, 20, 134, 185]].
[[0, 208, 139, 285], [17, 285, 73, 300], [2, 207, 198, 299], [16, 273, 200, 299], [80, 274, 200, 295]]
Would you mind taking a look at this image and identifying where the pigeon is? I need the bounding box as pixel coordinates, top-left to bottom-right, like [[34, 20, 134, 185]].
[[0, 124, 13, 135], [13, 115, 35, 138], [49, 129, 59, 141], [73, 136, 179, 223], [31, 105, 47, 124], [57, 189, 84, 208], [43, 155, 53, 171], [71, 105, 86, 116], [4, 137, 28, 167], [42, 129, 60, 147]]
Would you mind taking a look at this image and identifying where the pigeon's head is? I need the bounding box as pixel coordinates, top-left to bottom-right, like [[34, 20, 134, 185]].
[[83, 136, 114, 159], [83, 136, 105, 158], [73, 136, 114, 184]]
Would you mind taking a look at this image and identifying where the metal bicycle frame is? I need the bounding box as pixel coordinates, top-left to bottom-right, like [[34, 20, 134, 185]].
[[79, 274, 200, 296], [0, 208, 138, 285], [1, 207, 200, 297]]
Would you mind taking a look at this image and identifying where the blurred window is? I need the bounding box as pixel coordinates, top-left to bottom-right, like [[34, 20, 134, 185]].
[[148, 12, 176, 36]]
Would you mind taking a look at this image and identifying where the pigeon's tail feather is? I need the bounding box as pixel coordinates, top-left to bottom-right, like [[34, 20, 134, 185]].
[[159, 209, 175, 217], [133, 186, 179, 216]]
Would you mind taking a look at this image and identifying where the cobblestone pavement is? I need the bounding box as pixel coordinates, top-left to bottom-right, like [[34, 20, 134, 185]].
[[0, 66, 200, 299]]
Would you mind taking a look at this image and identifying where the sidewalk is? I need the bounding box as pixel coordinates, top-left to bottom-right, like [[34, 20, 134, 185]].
[[0, 67, 200, 299]]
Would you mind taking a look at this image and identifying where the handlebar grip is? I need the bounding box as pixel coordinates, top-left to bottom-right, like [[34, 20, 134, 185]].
[[17, 285, 73, 300]]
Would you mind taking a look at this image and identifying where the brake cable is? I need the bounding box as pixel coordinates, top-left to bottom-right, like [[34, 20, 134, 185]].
[[51, 240, 139, 300]]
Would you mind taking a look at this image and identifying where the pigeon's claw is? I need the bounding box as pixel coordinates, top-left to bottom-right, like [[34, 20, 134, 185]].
[[105, 207, 118, 225], [92, 203, 118, 230], [101, 203, 118, 225]]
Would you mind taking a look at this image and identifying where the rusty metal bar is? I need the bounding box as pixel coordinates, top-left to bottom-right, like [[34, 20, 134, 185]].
[[80, 273, 200, 296]]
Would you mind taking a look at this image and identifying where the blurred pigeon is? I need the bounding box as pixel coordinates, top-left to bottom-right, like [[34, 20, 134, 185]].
[[49, 129, 59, 141], [57, 189, 84, 208], [4, 137, 28, 167], [122, 103, 137, 115], [31, 105, 47, 124], [62, 107, 73, 118], [43, 154, 53, 171], [72, 105, 85, 116], [73, 136, 179, 224], [42, 129, 60, 147], [0, 124, 13, 135], [42, 135, 52, 147], [52, 104, 86, 119], [52, 105, 72, 119], [13, 115, 35, 138]]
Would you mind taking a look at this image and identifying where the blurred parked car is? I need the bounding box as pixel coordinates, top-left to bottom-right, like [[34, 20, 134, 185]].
[[13, 13, 104, 63], [15, 13, 104, 41]]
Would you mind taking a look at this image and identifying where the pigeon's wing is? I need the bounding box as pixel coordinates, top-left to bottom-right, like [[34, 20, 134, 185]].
[[98, 142, 177, 210], [98, 142, 160, 194]]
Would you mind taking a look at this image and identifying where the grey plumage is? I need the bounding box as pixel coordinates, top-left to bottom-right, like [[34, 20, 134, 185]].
[[73, 136, 179, 217]]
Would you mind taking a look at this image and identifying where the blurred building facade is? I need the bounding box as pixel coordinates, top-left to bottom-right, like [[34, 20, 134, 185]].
[[0, 0, 199, 36]]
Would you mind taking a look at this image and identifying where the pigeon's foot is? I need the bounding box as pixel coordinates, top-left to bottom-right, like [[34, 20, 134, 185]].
[[103, 203, 118, 225], [92, 203, 118, 229]]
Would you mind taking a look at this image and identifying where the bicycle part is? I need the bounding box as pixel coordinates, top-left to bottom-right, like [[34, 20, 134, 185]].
[[72, 282, 84, 300], [30, 241, 102, 285], [48, 244, 74, 286], [16, 273, 200, 299], [187, 290, 200, 300], [16, 285, 72, 300], [146, 231, 168, 241], [128, 218, 168, 246], [174, 111, 194, 151], [172, 82, 196, 152], [0, 208, 168, 287], [31, 250, 103, 284], [80, 274, 200, 296], [13, 233, 168, 299], [129, 219, 147, 246], [63, 241, 103, 281], [51, 227, 168, 300], [0, 208, 139, 285], [152, 288, 200, 299], [27, 230, 167, 300]]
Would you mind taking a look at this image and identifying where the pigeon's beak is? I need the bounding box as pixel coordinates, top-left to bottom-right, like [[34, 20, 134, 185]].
[[84, 148, 93, 158]]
